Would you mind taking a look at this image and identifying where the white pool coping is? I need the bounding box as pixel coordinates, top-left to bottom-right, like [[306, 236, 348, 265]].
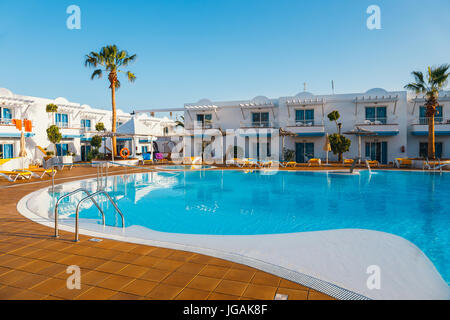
[[17, 176, 449, 300]]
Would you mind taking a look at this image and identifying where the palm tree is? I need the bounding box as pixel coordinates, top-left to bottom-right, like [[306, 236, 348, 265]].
[[175, 115, 185, 128], [405, 65, 449, 159], [85, 45, 137, 157]]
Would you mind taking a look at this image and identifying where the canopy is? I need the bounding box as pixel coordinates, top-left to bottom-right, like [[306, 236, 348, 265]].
[[116, 117, 155, 136]]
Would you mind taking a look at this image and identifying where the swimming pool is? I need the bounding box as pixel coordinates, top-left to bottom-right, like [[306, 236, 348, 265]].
[[25, 170, 449, 285]]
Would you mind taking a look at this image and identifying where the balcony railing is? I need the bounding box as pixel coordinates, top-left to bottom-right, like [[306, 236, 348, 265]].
[[417, 117, 449, 125], [0, 118, 13, 125], [286, 120, 322, 127], [186, 121, 219, 130], [56, 122, 70, 128], [240, 121, 278, 128], [362, 117, 387, 125]]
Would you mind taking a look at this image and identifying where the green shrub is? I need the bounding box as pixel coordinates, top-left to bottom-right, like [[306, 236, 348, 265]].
[[328, 133, 351, 162]]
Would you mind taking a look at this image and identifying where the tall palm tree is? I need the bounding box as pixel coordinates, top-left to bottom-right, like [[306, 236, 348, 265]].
[[85, 45, 137, 157], [405, 65, 449, 159]]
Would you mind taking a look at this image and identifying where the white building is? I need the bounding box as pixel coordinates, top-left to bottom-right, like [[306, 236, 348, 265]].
[[148, 87, 449, 164], [0, 87, 176, 166]]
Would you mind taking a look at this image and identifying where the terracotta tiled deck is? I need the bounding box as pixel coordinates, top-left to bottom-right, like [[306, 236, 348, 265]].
[[0, 166, 335, 300]]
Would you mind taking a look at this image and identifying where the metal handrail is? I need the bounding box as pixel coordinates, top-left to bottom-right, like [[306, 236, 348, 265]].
[[54, 188, 105, 238], [74, 190, 125, 242]]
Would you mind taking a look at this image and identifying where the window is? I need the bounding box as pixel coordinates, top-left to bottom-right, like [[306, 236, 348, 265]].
[[0, 144, 14, 159], [142, 146, 149, 153], [365, 106, 387, 124], [56, 144, 69, 156], [81, 119, 91, 130], [55, 113, 69, 128], [0, 107, 12, 124], [419, 142, 443, 159], [419, 106, 443, 124], [252, 112, 269, 127], [295, 109, 314, 125], [196, 114, 212, 128]]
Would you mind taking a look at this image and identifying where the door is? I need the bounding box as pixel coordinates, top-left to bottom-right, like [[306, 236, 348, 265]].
[[81, 145, 91, 161], [1, 144, 13, 159], [419, 142, 443, 159], [296, 143, 314, 163], [56, 144, 68, 156], [365, 142, 388, 164]]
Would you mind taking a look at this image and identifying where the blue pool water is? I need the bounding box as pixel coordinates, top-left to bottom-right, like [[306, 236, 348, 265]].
[[49, 170, 449, 282]]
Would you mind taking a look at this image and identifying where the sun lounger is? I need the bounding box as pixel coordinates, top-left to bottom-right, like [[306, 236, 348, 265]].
[[308, 158, 322, 166], [284, 161, 297, 167], [0, 170, 32, 182], [343, 159, 354, 165], [366, 160, 379, 167], [394, 158, 412, 168], [25, 168, 56, 179]]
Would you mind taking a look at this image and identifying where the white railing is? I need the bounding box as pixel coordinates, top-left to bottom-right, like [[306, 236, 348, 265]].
[[240, 121, 279, 128], [0, 118, 13, 125], [186, 121, 219, 130], [360, 117, 388, 125], [286, 119, 323, 127], [416, 117, 450, 125]]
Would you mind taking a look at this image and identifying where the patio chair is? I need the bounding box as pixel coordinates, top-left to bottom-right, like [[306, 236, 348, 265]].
[[0, 170, 32, 182]]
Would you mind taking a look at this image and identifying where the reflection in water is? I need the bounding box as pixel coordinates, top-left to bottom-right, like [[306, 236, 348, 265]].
[[27, 170, 449, 283]]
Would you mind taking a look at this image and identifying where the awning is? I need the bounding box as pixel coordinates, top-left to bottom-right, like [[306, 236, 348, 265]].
[[62, 134, 83, 139], [295, 132, 325, 137], [412, 131, 450, 136], [286, 98, 326, 118], [0, 132, 35, 138]]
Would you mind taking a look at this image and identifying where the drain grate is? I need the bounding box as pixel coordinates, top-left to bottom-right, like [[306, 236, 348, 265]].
[[274, 293, 288, 300]]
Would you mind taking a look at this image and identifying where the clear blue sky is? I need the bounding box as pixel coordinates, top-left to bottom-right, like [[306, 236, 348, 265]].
[[0, 0, 449, 113]]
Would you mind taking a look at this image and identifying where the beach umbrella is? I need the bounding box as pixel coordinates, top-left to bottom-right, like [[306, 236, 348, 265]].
[[323, 133, 331, 165], [343, 127, 377, 163], [19, 131, 27, 169]]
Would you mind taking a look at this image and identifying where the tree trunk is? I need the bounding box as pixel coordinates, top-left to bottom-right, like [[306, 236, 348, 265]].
[[109, 71, 117, 158], [426, 98, 437, 160], [428, 113, 435, 159]]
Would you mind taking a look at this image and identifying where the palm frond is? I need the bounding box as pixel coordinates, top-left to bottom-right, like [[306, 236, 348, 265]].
[[411, 71, 425, 85], [404, 83, 426, 94], [126, 71, 136, 83], [90, 69, 103, 80]]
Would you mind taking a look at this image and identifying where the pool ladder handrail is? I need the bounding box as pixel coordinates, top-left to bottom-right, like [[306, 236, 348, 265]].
[[75, 190, 125, 242], [54, 188, 105, 238]]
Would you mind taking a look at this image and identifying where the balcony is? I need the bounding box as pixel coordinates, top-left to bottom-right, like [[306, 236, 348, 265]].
[[185, 121, 220, 130], [185, 121, 222, 137], [240, 121, 278, 128], [284, 120, 325, 136], [411, 118, 450, 136], [0, 119, 35, 137], [355, 118, 399, 136]]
